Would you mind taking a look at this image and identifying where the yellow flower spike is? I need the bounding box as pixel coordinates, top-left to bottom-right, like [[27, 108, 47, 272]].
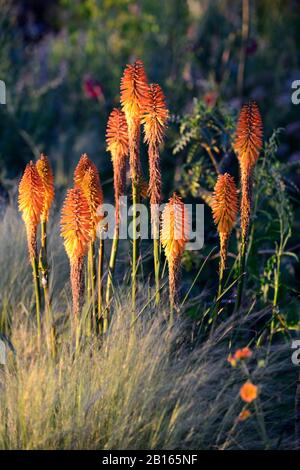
[[211, 173, 238, 298], [36, 154, 55, 223], [18, 161, 44, 258], [161, 193, 189, 315], [106, 108, 129, 225], [61, 187, 92, 318], [234, 101, 263, 311]]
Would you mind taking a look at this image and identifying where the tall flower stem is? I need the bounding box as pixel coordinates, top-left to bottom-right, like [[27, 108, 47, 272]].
[[105, 225, 119, 310], [236, 169, 252, 311], [31, 254, 41, 345], [233, 101, 263, 312], [131, 180, 139, 317], [153, 230, 160, 305], [39, 220, 55, 357], [98, 236, 105, 331], [88, 241, 96, 325]]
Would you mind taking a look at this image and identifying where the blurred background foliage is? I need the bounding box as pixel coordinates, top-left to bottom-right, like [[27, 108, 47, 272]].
[[0, 0, 300, 316]]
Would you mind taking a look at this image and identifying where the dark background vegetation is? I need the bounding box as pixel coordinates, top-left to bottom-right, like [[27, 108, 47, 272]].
[[0, 0, 299, 311]]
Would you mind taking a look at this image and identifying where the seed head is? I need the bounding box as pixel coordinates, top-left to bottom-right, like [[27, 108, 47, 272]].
[[234, 101, 263, 169], [142, 83, 168, 147], [36, 154, 55, 222], [61, 188, 92, 263], [211, 173, 238, 234], [120, 59, 149, 123]]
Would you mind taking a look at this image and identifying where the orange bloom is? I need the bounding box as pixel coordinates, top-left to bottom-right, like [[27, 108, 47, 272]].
[[106, 108, 129, 225], [106, 108, 129, 159], [234, 102, 263, 247], [142, 83, 168, 221], [74, 154, 103, 240], [235, 347, 252, 360], [234, 101, 263, 169], [228, 347, 252, 367], [74, 153, 100, 187], [161, 193, 189, 309], [211, 173, 238, 235], [237, 409, 251, 422], [142, 83, 168, 147], [227, 354, 237, 367], [240, 381, 258, 403], [212, 173, 238, 279], [161, 193, 189, 262], [36, 154, 55, 222], [120, 60, 148, 186], [18, 161, 44, 258], [81, 167, 103, 241], [60, 188, 92, 263], [120, 59, 149, 123]]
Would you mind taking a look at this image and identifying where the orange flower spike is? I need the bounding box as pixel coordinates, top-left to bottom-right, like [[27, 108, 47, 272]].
[[234, 101, 263, 242], [161, 193, 189, 310], [36, 154, 55, 222], [106, 108, 129, 225], [120, 59, 148, 185], [74, 153, 100, 187], [211, 173, 238, 280], [240, 382, 258, 403], [120, 59, 149, 123], [18, 161, 44, 258], [81, 167, 103, 241], [61, 188, 92, 317], [61, 188, 92, 263], [234, 101, 263, 170], [142, 83, 168, 214], [106, 108, 129, 159], [143, 83, 168, 148]]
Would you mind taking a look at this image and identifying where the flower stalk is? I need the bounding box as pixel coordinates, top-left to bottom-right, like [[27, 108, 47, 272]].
[[161, 193, 189, 322], [18, 161, 44, 345], [142, 83, 168, 305], [121, 59, 148, 317], [234, 101, 263, 311], [105, 108, 129, 312]]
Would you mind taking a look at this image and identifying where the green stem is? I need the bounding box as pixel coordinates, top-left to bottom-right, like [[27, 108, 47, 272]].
[[153, 232, 160, 306], [98, 237, 105, 332], [236, 239, 247, 312], [105, 225, 119, 309], [88, 242, 96, 328], [131, 181, 138, 319], [31, 255, 41, 346]]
